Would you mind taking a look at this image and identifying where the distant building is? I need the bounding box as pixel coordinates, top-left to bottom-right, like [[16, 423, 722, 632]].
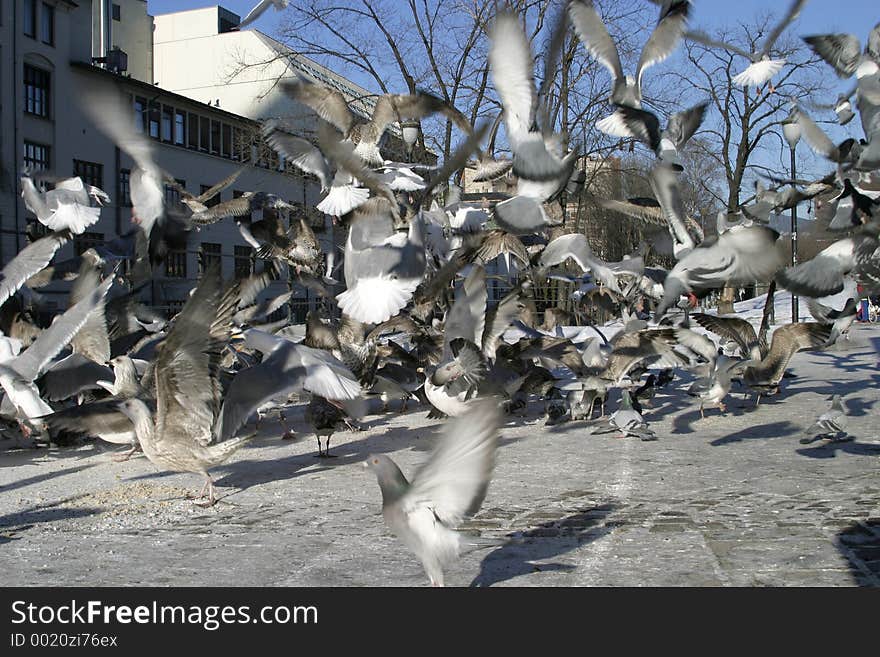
[[0, 1, 406, 320]]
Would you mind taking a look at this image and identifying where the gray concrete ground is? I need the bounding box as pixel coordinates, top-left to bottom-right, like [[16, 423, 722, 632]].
[[1, 326, 879, 587]]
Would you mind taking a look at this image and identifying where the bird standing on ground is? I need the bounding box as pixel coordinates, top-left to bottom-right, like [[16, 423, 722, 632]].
[[800, 394, 850, 444]]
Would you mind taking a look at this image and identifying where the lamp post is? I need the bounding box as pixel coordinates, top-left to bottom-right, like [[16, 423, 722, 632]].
[[782, 112, 801, 323], [399, 119, 421, 161]]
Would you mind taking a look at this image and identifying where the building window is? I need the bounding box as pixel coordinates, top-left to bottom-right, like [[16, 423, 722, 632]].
[[210, 120, 221, 155], [199, 116, 210, 152], [165, 248, 187, 278], [134, 96, 147, 133], [234, 245, 253, 279], [200, 184, 221, 208], [73, 160, 103, 190], [24, 64, 50, 118], [24, 0, 36, 38], [221, 124, 232, 158], [40, 2, 54, 46], [199, 242, 222, 275], [232, 128, 241, 160], [119, 169, 131, 206], [74, 232, 104, 256], [166, 299, 185, 319], [112, 3, 121, 21], [188, 113, 199, 149], [175, 110, 186, 145], [161, 105, 173, 142], [23, 141, 50, 171], [148, 101, 160, 139]]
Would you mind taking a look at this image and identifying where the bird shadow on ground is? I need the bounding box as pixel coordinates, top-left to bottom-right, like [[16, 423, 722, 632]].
[[835, 519, 880, 586], [0, 463, 98, 495], [809, 346, 879, 374], [0, 502, 103, 545], [796, 441, 880, 459], [213, 421, 446, 492], [469, 505, 616, 587], [844, 396, 880, 418], [708, 421, 797, 447], [671, 394, 769, 436]]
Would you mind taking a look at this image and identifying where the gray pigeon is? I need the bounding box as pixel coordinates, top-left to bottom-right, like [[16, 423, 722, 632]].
[[799, 395, 850, 444], [364, 399, 502, 586], [593, 389, 657, 441]]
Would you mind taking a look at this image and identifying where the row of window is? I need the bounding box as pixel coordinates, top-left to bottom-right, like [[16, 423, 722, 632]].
[[133, 96, 243, 161], [23, 0, 54, 46], [167, 244, 261, 280], [129, 97, 304, 173]]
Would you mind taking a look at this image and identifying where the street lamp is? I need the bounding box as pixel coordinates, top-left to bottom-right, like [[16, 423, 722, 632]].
[[399, 119, 420, 160], [782, 111, 801, 323]]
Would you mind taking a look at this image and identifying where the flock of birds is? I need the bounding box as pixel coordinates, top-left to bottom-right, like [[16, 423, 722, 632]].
[[2, 0, 879, 586]]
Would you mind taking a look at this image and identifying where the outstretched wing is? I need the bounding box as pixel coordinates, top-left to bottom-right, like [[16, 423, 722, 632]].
[[404, 399, 502, 526]]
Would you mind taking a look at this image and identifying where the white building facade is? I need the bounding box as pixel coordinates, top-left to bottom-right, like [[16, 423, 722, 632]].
[[0, 0, 381, 319]]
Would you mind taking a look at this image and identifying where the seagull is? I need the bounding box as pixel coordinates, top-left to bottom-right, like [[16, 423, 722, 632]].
[[776, 227, 880, 299], [364, 399, 502, 587], [685, 0, 807, 89], [741, 323, 833, 402], [802, 22, 880, 80], [281, 77, 472, 169], [617, 101, 708, 170], [655, 226, 784, 319], [0, 231, 70, 310], [0, 275, 113, 437], [691, 313, 766, 360], [115, 267, 252, 506], [20, 173, 108, 234], [538, 233, 631, 294], [687, 353, 750, 418], [40, 356, 149, 460], [237, 0, 289, 30], [171, 169, 243, 215], [799, 395, 850, 444], [568, 0, 691, 136], [489, 10, 578, 183], [80, 88, 166, 237], [335, 198, 426, 325], [214, 328, 362, 444]]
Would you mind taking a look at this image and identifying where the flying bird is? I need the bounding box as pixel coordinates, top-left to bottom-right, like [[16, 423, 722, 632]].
[[365, 399, 502, 586]]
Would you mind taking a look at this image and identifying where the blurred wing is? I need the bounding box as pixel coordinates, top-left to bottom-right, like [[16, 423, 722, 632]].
[[404, 399, 502, 525], [0, 231, 70, 307]]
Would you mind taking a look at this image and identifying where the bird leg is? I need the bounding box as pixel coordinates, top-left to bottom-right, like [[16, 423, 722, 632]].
[[189, 475, 217, 507], [381, 400, 389, 413], [755, 393, 762, 407], [718, 401, 727, 415], [314, 434, 324, 458], [401, 398, 408, 412], [18, 421, 32, 439], [112, 444, 139, 462], [279, 411, 296, 441]]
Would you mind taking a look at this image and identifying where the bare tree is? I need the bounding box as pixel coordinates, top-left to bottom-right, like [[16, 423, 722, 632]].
[[668, 14, 827, 312]]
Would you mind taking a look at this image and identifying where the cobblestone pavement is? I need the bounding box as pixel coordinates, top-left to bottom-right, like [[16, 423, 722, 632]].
[[1, 327, 878, 587]]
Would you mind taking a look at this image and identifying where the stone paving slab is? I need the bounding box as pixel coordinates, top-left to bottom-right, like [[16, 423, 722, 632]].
[[1, 326, 879, 586]]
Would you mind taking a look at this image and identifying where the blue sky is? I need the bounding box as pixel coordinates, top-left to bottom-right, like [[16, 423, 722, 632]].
[[146, 1, 880, 39], [146, 2, 878, 190]]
